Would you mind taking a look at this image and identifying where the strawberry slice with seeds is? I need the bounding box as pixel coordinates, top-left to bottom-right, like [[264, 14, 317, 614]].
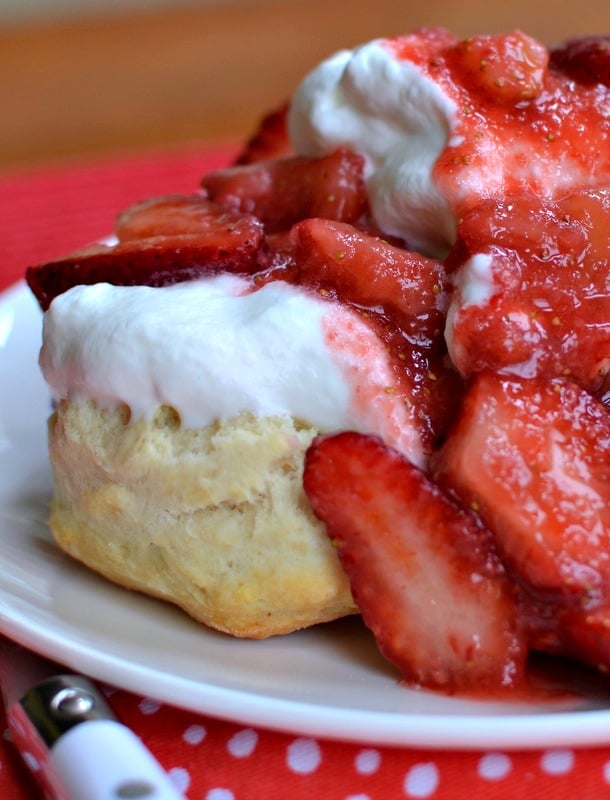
[[202, 147, 369, 233], [233, 102, 293, 165], [114, 193, 251, 240], [445, 189, 610, 397], [26, 195, 264, 310], [289, 217, 463, 448], [446, 31, 548, 103], [290, 218, 449, 343], [432, 372, 610, 671], [303, 431, 527, 691]]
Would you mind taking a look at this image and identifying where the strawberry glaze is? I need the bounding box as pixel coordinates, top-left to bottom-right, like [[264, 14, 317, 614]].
[[384, 30, 610, 218]]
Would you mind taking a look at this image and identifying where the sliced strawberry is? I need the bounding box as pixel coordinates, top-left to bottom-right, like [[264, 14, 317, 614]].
[[445, 194, 588, 270], [256, 230, 300, 278], [288, 218, 463, 448], [233, 102, 293, 165], [550, 35, 610, 87], [26, 195, 264, 310], [432, 372, 610, 671], [115, 193, 244, 241], [202, 148, 369, 233], [290, 218, 449, 344], [446, 189, 610, 397], [303, 431, 527, 691], [446, 31, 548, 103]]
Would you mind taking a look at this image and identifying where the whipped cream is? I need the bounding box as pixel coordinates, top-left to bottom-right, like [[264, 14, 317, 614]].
[[289, 34, 610, 261], [41, 276, 425, 465], [288, 39, 457, 257], [444, 252, 497, 369], [452, 252, 497, 309]]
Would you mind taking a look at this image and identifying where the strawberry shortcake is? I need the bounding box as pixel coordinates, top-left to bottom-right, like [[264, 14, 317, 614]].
[[27, 29, 610, 691]]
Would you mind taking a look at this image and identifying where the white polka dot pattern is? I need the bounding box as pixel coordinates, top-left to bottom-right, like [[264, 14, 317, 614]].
[[286, 737, 322, 775], [183, 723, 207, 745], [3, 694, 610, 800], [540, 749, 575, 776], [138, 697, 162, 715], [205, 789, 235, 800], [355, 748, 381, 775], [22, 753, 40, 773], [477, 752, 512, 781], [227, 728, 258, 758], [404, 762, 440, 798], [0, 690, 610, 800], [168, 766, 190, 793]]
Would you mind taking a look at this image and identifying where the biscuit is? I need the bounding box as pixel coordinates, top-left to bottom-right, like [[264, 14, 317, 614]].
[[47, 400, 357, 638]]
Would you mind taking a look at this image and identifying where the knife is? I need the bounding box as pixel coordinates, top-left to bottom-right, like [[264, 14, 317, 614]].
[[0, 637, 186, 800]]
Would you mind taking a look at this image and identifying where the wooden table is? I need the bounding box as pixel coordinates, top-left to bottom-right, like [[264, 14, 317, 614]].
[[1, 0, 608, 170]]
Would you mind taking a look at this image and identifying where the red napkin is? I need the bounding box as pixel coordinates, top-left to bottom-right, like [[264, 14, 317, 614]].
[[1, 146, 610, 800]]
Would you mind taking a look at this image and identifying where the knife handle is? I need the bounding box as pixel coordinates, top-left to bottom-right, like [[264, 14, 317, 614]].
[[51, 718, 185, 800], [8, 673, 186, 800]]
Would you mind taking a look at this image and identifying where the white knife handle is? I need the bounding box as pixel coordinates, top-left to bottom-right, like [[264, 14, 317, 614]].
[[51, 719, 185, 800]]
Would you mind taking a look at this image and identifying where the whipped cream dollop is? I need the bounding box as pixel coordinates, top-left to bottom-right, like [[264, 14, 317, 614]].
[[41, 276, 424, 465], [289, 38, 457, 256], [444, 252, 497, 368]]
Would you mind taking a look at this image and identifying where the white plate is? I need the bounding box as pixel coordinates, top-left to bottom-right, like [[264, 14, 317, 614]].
[[3, 282, 610, 751]]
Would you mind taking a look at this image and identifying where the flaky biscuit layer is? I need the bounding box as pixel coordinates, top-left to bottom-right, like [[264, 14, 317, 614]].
[[48, 401, 356, 638]]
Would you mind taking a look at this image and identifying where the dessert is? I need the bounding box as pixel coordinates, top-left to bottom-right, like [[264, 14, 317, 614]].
[[32, 195, 446, 638], [26, 29, 610, 691]]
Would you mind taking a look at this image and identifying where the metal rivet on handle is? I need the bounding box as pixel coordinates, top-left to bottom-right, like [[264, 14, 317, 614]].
[[49, 688, 96, 720], [114, 781, 157, 798]]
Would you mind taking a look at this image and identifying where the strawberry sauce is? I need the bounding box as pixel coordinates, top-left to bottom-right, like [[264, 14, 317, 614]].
[[384, 30, 610, 218]]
